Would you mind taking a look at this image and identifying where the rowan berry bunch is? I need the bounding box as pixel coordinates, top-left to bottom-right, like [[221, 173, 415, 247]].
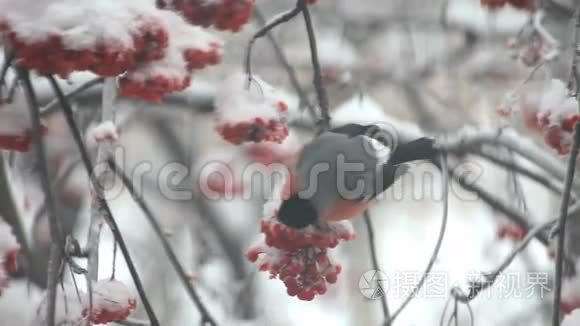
[[0, 2, 169, 78], [84, 280, 137, 325], [247, 212, 355, 301], [215, 73, 290, 145], [1, 0, 233, 102], [119, 10, 223, 102], [157, 0, 255, 32], [517, 79, 579, 155]]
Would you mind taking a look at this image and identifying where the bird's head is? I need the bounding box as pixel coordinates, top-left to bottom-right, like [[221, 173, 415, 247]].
[[277, 194, 318, 229]]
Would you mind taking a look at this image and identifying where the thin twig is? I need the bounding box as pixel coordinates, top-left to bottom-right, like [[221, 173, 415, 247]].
[[472, 150, 567, 197], [108, 159, 217, 326], [301, 2, 331, 132], [87, 77, 115, 282], [245, 1, 303, 84], [552, 124, 580, 326], [0, 51, 15, 95], [451, 219, 555, 303], [450, 166, 550, 246], [40, 77, 104, 116], [440, 128, 574, 189], [389, 154, 449, 324], [45, 75, 160, 326], [363, 210, 390, 322], [253, 6, 318, 123], [18, 68, 64, 326], [0, 155, 31, 268]]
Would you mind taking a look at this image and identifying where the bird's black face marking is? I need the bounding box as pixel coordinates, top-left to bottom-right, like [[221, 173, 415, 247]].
[[278, 194, 318, 229]]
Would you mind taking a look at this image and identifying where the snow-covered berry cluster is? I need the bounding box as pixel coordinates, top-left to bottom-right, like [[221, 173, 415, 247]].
[[247, 203, 355, 301], [0, 1, 170, 78], [32, 280, 136, 325], [120, 10, 223, 102], [0, 219, 19, 295], [157, 0, 255, 32], [1, 0, 225, 101], [84, 280, 137, 324], [0, 90, 48, 152], [517, 79, 579, 155], [480, 0, 536, 11], [215, 73, 289, 145]]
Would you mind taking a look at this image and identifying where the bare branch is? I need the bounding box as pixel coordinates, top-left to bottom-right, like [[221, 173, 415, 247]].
[[451, 219, 555, 303], [301, 2, 331, 132], [552, 100, 580, 326], [389, 154, 449, 324], [108, 159, 217, 326], [245, 1, 303, 83], [46, 76, 160, 326], [18, 68, 64, 326], [40, 77, 104, 116], [253, 6, 318, 124], [470, 149, 568, 197]]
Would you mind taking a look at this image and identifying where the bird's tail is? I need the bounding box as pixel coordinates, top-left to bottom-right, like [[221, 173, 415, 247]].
[[389, 137, 437, 165]]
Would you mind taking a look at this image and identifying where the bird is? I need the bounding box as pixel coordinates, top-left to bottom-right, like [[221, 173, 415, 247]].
[[277, 123, 438, 228]]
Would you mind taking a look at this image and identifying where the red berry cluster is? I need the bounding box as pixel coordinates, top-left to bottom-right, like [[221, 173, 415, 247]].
[[535, 112, 579, 155], [480, 0, 536, 11], [183, 42, 222, 70], [83, 280, 137, 324], [1, 18, 168, 78], [119, 75, 192, 103], [216, 101, 289, 145], [246, 215, 355, 300], [216, 117, 289, 145], [517, 80, 580, 155], [120, 19, 223, 102], [259, 216, 356, 251], [159, 0, 255, 32], [497, 224, 526, 241]]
